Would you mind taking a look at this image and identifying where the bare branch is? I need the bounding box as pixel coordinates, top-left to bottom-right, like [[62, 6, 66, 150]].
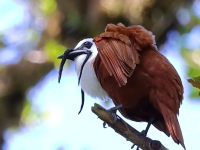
[[91, 103, 168, 150]]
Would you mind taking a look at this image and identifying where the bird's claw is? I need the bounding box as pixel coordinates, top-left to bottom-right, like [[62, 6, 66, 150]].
[[140, 130, 147, 136], [131, 127, 150, 149], [103, 104, 123, 128], [109, 104, 123, 113], [131, 144, 140, 150]]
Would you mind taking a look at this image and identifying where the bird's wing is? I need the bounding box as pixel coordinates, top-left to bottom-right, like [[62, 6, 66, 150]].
[[94, 32, 139, 86], [93, 23, 155, 87]]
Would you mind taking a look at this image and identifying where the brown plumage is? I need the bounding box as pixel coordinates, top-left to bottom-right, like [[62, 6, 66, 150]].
[[93, 23, 185, 149]]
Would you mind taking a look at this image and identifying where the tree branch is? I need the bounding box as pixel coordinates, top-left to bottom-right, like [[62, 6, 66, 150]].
[[91, 103, 168, 150]]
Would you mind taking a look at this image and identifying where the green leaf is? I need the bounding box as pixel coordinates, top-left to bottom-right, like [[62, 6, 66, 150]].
[[188, 67, 200, 78], [190, 86, 200, 98]]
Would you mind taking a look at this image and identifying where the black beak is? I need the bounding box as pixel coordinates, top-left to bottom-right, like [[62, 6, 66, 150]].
[[57, 49, 92, 83], [57, 48, 92, 115], [57, 49, 89, 61]]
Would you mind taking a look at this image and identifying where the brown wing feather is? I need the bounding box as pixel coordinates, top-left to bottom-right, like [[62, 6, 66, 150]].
[[94, 23, 156, 86], [93, 24, 147, 86], [97, 39, 126, 85]]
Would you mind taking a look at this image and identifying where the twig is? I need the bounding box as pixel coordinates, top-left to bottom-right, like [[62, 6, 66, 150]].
[[91, 103, 168, 150]]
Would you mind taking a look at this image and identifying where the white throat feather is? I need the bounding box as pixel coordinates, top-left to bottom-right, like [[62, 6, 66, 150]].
[[74, 38, 108, 100]]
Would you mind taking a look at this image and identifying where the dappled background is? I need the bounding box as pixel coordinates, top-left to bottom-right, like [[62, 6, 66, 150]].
[[0, 0, 200, 150]]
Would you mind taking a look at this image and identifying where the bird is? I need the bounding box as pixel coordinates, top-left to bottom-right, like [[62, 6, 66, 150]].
[[57, 23, 185, 149]]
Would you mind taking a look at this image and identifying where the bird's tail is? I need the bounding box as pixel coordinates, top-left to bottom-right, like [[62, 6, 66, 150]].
[[159, 104, 186, 149]]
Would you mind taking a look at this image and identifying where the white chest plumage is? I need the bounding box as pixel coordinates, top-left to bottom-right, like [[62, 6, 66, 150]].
[[74, 39, 108, 100]]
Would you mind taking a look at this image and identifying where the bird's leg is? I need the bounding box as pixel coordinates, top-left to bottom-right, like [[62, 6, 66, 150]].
[[131, 118, 155, 149], [108, 104, 123, 121], [141, 118, 154, 136], [103, 104, 123, 128], [131, 145, 140, 150]]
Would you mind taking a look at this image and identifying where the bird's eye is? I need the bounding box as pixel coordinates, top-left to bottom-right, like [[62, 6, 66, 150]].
[[83, 41, 93, 49]]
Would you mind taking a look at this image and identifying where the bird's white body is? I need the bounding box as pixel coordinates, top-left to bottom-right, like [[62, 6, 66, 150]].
[[74, 38, 108, 100]]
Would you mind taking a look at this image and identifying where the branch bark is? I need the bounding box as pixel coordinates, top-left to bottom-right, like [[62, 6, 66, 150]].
[[91, 103, 168, 150]]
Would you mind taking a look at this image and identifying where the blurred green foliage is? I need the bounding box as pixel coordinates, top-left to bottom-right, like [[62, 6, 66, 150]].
[[40, 0, 57, 15], [21, 99, 49, 126], [182, 48, 200, 97], [44, 39, 67, 67], [21, 100, 36, 125]]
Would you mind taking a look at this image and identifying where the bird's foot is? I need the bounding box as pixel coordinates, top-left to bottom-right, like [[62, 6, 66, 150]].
[[140, 129, 148, 137], [130, 130, 147, 150], [103, 104, 123, 128], [131, 144, 140, 150], [131, 118, 154, 149]]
